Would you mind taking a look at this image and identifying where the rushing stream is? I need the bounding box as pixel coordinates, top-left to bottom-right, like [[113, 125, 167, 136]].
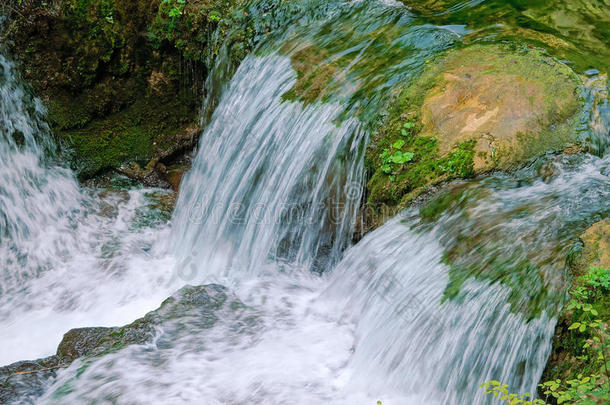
[[1, 0, 609, 404]]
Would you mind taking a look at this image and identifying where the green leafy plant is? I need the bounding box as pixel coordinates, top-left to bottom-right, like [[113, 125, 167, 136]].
[[400, 121, 415, 137], [439, 140, 476, 177], [379, 146, 415, 175], [390, 151, 414, 164], [480, 381, 545, 404], [208, 10, 221, 22], [393, 139, 405, 149], [162, 0, 186, 29], [378, 123, 416, 176], [481, 267, 610, 404], [582, 267, 610, 291]]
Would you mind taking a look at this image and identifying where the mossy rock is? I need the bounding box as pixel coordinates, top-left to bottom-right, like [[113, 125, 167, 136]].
[[281, 42, 343, 105], [421, 45, 581, 171], [3, 0, 250, 180], [365, 44, 582, 220], [541, 220, 610, 385], [577, 220, 610, 271]]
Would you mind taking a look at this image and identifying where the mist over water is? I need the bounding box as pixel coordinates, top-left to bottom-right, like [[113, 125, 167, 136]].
[[0, 0, 609, 404]]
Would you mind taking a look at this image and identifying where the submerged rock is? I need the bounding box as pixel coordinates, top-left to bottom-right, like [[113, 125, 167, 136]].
[[399, 0, 610, 72], [0, 284, 233, 404], [365, 44, 582, 220]]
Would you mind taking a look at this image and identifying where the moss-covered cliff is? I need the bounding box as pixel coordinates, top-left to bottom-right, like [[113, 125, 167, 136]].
[[1, 0, 250, 180]]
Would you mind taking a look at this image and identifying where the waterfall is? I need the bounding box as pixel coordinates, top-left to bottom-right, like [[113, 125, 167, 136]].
[[1, 0, 609, 403], [0, 53, 82, 295], [171, 55, 366, 280], [322, 151, 610, 403], [0, 52, 180, 365], [36, 44, 608, 402]]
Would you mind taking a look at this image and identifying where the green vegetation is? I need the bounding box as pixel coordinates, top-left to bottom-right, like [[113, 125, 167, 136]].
[[364, 49, 481, 216], [3, 0, 251, 178], [442, 250, 558, 321], [365, 43, 581, 230], [544, 266, 610, 381], [481, 267, 610, 404]]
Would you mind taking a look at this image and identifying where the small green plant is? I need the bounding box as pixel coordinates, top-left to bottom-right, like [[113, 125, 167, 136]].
[[208, 10, 221, 22], [390, 151, 414, 164], [378, 124, 416, 176], [480, 381, 545, 404], [400, 121, 415, 136], [161, 0, 186, 30], [481, 267, 610, 404], [581, 267, 610, 290], [379, 147, 414, 171], [439, 140, 475, 177]]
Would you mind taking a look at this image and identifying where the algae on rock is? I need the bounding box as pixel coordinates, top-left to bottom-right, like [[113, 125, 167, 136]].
[[399, 0, 610, 73], [2, 0, 251, 179], [365, 44, 582, 222]]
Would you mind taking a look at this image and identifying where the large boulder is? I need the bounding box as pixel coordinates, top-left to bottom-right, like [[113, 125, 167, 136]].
[[420, 44, 581, 172], [365, 44, 582, 219], [0, 284, 235, 404]]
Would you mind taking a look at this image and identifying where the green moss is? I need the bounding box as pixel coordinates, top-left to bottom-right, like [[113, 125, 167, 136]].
[[543, 221, 610, 384], [542, 267, 610, 382], [364, 51, 478, 211], [400, 0, 610, 73], [6, 0, 252, 179], [275, 1, 448, 126], [364, 43, 582, 223], [60, 92, 196, 177], [280, 45, 344, 105], [419, 185, 469, 223], [443, 252, 558, 321], [149, 0, 247, 63]]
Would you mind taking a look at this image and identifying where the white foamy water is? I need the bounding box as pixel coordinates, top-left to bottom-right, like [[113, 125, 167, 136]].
[[172, 55, 366, 279], [0, 53, 180, 365]]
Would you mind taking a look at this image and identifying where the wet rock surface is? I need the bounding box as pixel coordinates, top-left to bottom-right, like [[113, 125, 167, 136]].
[[365, 43, 583, 219], [420, 45, 581, 172], [1, 0, 248, 180], [0, 284, 232, 404], [578, 219, 610, 270]]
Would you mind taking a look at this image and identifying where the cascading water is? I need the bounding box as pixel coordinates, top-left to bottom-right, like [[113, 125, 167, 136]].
[[322, 151, 610, 404], [0, 51, 180, 365], [1, 0, 609, 404], [172, 55, 366, 279], [0, 52, 82, 294]]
